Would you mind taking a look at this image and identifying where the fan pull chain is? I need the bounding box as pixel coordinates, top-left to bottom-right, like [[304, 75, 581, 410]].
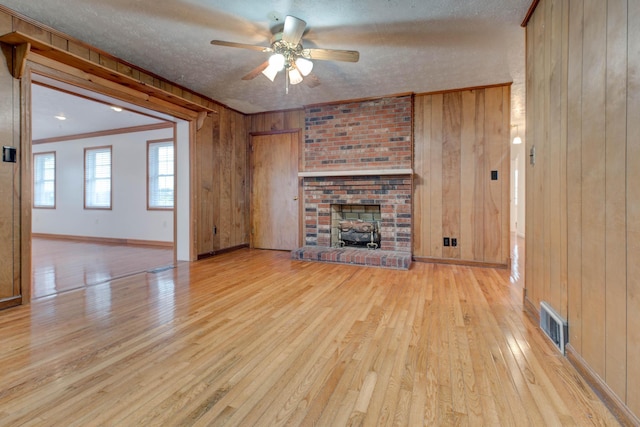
[[285, 69, 289, 95]]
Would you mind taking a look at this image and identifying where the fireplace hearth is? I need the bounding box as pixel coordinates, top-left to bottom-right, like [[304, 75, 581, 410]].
[[292, 172, 412, 269]]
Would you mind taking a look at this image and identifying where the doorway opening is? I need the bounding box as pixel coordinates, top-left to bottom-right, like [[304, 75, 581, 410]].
[[29, 74, 190, 299]]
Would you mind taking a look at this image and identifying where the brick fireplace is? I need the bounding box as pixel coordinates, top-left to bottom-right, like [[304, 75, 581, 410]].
[[291, 95, 413, 269]]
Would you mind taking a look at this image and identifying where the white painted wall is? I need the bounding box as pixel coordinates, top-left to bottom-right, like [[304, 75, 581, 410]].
[[175, 121, 190, 261], [32, 127, 174, 243]]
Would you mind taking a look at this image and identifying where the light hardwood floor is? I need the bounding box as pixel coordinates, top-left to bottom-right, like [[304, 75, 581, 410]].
[[2, 243, 620, 425], [31, 237, 174, 299]]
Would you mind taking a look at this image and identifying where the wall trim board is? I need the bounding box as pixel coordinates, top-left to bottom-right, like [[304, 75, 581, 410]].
[[0, 296, 22, 310], [32, 233, 173, 248], [249, 128, 302, 137], [523, 296, 539, 323], [414, 81, 512, 97], [412, 256, 508, 269], [567, 345, 640, 427], [196, 244, 249, 260], [247, 107, 304, 118], [521, 0, 541, 27], [304, 92, 413, 110]]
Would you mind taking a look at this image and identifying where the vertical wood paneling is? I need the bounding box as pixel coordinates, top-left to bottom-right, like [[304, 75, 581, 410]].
[[547, 0, 562, 312], [526, 0, 640, 419], [604, 0, 628, 402], [194, 108, 249, 257], [211, 112, 222, 251], [0, 9, 18, 301], [219, 109, 233, 249], [580, 0, 607, 378], [460, 90, 477, 261], [232, 114, 249, 246], [500, 87, 510, 265], [558, 0, 569, 322], [430, 94, 444, 258], [530, 6, 545, 308], [541, 0, 552, 306], [484, 88, 503, 264], [413, 86, 509, 266], [195, 114, 214, 255], [627, 0, 640, 416], [442, 92, 461, 260], [473, 91, 486, 261], [566, 0, 584, 355], [413, 97, 430, 256]]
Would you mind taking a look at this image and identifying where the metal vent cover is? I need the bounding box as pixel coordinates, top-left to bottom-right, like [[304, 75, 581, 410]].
[[540, 301, 568, 355]]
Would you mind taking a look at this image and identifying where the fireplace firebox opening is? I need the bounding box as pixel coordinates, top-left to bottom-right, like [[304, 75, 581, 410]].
[[331, 204, 382, 249]]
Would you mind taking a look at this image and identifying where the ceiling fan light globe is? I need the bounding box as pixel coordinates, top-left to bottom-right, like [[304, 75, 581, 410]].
[[295, 57, 313, 76], [262, 63, 279, 82], [289, 68, 303, 85], [269, 53, 285, 71]]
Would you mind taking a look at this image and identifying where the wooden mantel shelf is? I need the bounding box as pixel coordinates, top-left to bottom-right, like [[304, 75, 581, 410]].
[[298, 169, 413, 178]]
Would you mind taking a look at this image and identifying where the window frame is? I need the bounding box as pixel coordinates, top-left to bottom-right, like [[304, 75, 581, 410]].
[[147, 138, 175, 211], [33, 151, 56, 209], [84, 145, 112, 210]]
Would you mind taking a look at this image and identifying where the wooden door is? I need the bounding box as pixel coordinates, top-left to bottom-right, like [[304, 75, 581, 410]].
[[251, 132, 299, 250]]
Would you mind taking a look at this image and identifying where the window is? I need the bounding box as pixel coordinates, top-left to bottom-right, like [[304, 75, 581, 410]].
[[148, 139, 174, 209], [84, 146, 112, 209], [33, 151, 56, 208]]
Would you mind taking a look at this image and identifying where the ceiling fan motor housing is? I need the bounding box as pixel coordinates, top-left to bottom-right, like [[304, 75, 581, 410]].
[[270, 33, 306, 69]]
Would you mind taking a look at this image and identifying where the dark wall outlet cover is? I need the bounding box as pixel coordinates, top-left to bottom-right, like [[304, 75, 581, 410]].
[[3, 146, 16, 163], [491, 170, 498, 180]]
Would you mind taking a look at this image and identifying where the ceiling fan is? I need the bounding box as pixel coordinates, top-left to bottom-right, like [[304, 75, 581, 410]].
[[210, 15, 359, 92]]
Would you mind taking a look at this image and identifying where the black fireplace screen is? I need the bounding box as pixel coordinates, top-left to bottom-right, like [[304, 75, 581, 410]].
[[332, 204, 381, 250]]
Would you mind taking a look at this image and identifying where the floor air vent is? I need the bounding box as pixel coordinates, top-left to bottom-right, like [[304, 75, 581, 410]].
[[540, 301, 568, 354]]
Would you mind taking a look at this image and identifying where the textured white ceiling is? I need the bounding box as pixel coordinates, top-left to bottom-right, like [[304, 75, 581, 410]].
[[31, 83, 169, 141], [0, 0, 528, 128]]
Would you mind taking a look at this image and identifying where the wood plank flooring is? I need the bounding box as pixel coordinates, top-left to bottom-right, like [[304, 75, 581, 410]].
[[32, 237, 174, 299], [2, 245, 620, 425]]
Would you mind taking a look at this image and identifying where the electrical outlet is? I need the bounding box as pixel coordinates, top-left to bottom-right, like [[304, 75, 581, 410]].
[[213, 226, 217, 235], [452, 238, 457, 247], [443, 237, 450, 247]]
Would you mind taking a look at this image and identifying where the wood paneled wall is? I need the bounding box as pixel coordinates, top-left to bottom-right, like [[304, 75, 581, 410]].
[[526, 0, 640, 420], [0, 10, 24, 308], [413, 86, 510, 266], [250, 109, 304, 133], [195, 108, 250, 257]]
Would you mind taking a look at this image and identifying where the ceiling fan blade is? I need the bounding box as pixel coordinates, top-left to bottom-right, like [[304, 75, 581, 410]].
[[210, 40, 272, 53], [305, 48, 360, 63], [242, 61, 269, 80], [303, 73, 321, 88], [282, 16, 306, 45]]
